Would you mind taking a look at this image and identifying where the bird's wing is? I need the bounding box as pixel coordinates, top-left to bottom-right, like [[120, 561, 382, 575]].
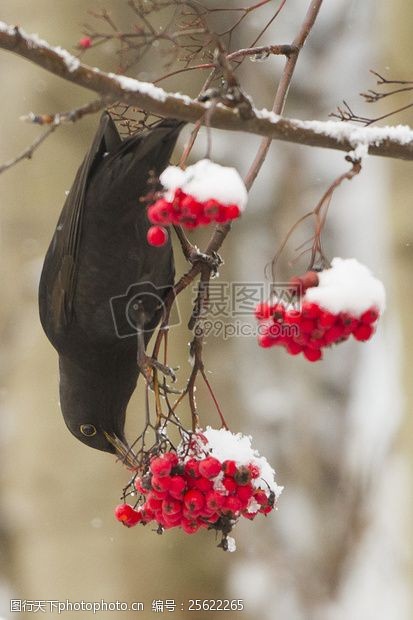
[[47, 113, 122, 332]]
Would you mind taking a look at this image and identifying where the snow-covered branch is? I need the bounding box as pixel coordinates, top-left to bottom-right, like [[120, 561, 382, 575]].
[[1, 21, 413, 161]]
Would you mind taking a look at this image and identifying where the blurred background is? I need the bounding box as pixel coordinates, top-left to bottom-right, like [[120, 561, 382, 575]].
[[0, 1, 412, 618]]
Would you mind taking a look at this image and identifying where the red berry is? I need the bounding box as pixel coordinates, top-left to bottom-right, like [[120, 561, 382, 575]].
[[324, 325, 344, 344], [184, 489, 205, 513], [199, 456, 222, 479], [202, 511, 220, 524], [286, 341, 303, 355], [303, 347, 322, 362], [162, 498, 182, 516], [361, 308, 379, 324], [222, 496, 243, 516], [222, 460, 237, 477], [254, 490, 269, 507], [148, 199, 171, 224], [147, 225, 168, 247], [134, 477, 145, 494], [267, 322, 283, 340], [271, 303, 286, 321], [319, 311, 336, 328], [140, 507, 155, 523], [78, 36, 92, 49], [248, 463, 261, 479], [163, 512, 182, 527], [181, 518, 200, 534], [150, 456, 172, 477], [205, 490, 226, 511], [226, 204, 241, 219], [194, 477, 213, 493], [163, 452, 179, 467], [300, 318, 315, 334], [204, 199, 220, 217], [258, 332, 275, 348], [302, 302, 321, 319], [342, 318, 359, 336], [236, 484, 253, 505], [151, 475, 171, 492], [353, 323, 374, 341], [222, 476, 237, 494], [255, 302, 271, 320], [146, 495, 163, 512], [242, 509, 258, 520], [114, 504, 142, 527], [284, 311, 301, 326], [168, 475, 187, 499], [184, 458, 200, 479], [300, 271, 319, 291], [150, 488, 168, 500]]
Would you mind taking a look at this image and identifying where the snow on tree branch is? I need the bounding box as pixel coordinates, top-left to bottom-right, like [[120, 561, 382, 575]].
[[1, 20, 413, 161]]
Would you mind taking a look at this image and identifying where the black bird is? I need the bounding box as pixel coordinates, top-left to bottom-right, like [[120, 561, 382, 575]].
[[39, 112, 183, 455]]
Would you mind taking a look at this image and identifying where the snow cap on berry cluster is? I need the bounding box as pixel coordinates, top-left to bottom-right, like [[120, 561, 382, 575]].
[[304, 258, 386, 316], [187, 427, 283, 497], [160, 159, 248, 211]]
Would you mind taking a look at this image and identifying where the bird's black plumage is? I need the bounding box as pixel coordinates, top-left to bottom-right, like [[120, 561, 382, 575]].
[[39, 112, 183, 454]]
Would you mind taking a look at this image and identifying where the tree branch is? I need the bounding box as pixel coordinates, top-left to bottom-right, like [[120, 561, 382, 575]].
[[1, 22, 413, 161], [245, 0, 324, 189]]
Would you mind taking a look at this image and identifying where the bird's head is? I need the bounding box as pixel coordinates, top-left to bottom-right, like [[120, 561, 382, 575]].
[[63, 412, 127, 455], [58, 355, 138, 458]]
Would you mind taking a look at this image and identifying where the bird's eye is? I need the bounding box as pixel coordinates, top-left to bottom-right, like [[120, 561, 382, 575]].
[[80, 424, 97, 437]]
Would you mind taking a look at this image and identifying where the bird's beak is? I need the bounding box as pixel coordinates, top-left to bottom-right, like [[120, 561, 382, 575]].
[[103, 431, 138, 468]]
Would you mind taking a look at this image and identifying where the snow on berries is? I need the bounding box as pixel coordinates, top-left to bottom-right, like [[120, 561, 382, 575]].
[[256, 258, 386, 361], [147, 159, 248, 230], [115, 427, 282, 551]]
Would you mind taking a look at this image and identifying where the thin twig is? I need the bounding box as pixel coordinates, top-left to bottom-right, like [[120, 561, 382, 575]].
[[0, 124, 57, 175]]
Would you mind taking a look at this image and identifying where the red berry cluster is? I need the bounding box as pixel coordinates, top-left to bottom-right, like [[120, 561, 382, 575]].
[[148, 188, 241, 230], [115, 451, 274, 540], [256, 299, 379, 362]]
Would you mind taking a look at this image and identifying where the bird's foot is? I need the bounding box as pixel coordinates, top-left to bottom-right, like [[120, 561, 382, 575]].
[[155, 381, 183, 396], [138, 354, 177, 385], [188, 248, 223, 276]]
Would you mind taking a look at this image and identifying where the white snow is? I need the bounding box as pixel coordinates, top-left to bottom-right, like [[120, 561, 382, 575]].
[[254, 107, 413, 151], [160, 159, 248, 210], [305, 257, 386, 316], [255, 108, 281, 123], [0, 21, 80, 72], [160, 165, 186, 189], [0, 21, 15, 35], [348, 142, 369, 160], [108, 74, 167, 102], [109, 74, 193, 106], [296, 119, 413, 147], [199, 427, 283, 496], [226, 536, 237, 552], [54, 46, 80, 73]]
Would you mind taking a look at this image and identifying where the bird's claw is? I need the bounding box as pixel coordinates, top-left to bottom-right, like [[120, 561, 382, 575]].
[[141, 358, 183, 396], [138, 354, 177, 384], [189, 248, 223, 276], [151, 381, 183, 396]]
